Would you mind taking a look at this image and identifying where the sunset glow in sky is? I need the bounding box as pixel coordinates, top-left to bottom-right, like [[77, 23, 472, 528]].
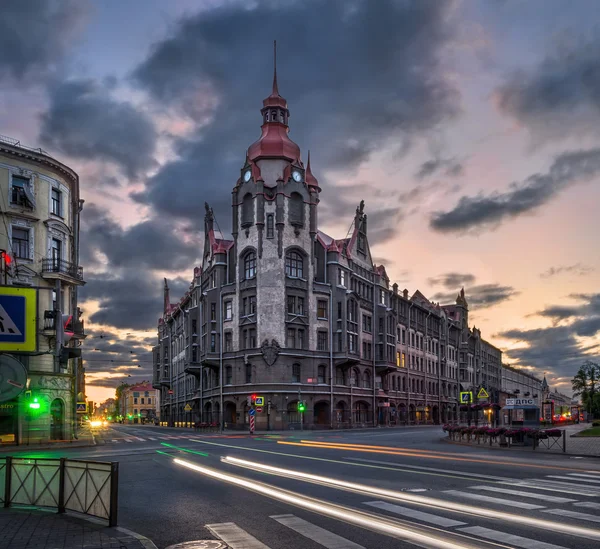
[[2, 0, 599, 403]]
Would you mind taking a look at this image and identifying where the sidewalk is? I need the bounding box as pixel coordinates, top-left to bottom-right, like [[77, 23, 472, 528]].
[[0, 508, 157, 549], [0, 428, 96, 454]]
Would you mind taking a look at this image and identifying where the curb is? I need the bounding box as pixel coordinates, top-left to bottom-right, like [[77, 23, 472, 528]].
[[441, 435, 600, 459], [117, 526, 160, 549]]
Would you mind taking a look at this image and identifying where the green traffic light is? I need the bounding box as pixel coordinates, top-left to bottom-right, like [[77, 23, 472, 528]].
[[29, 398, 41, 410], [107, 416, 112, 420], [297, 401, 306, 412]]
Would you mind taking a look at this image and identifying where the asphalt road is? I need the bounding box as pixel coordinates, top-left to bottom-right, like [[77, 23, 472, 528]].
[[6, 424, 600, 549]]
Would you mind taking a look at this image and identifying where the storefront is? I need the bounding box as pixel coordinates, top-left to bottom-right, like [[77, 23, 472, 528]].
[[0, 399, 18, 444], [502, 398, 540, 428]]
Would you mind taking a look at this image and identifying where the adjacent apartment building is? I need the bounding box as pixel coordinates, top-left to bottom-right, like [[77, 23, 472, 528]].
[[152, 71, 502, 430], [0, 135, 85, 445], [121, 382, 159, 423]]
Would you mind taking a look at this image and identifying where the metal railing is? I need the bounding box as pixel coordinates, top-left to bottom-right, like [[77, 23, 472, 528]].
[[1, 457, 118, 526], [41, 258, 84, 280], [0, 133, 51, 156]]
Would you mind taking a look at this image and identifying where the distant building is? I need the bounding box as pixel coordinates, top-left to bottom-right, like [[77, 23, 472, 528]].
[[0, 135, 85, 445], [152, 67, 503, 430], [501, 364, 543, 403], [122, 382, 158, 423]]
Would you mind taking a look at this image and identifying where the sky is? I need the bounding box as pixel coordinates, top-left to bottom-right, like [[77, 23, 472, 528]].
[[1, 0, 599, 403]]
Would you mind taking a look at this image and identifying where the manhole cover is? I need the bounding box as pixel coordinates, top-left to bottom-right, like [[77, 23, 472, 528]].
[[165, 541, 226, 549]]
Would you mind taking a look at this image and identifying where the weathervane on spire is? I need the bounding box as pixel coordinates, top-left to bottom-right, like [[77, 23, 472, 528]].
[[272, 39, 279, 96]]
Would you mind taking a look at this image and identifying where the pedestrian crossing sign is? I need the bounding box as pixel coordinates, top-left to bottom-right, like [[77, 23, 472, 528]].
[[460, 391, 472, 403], [184, 403, 192, 412], [0, 287, 37, 352], [477, 387, 489, 399]]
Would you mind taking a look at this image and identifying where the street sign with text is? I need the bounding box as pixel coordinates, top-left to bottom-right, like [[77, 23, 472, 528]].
[[506, 398, 536, 406]]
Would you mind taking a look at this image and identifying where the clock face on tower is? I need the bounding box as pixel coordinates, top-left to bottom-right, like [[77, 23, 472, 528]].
[[243, 170, 251, 182], [292, 170, 302, 182]]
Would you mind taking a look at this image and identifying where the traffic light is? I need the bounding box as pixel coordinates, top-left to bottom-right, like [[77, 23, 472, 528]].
[[297, 401, 306, 413], [29, 397, 41, 409], [247, 395, 252, 406]]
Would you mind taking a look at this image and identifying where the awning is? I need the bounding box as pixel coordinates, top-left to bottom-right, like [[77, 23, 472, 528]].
[[502, 405, 539, 410]]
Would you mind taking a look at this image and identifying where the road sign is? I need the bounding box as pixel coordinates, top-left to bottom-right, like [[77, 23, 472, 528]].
[[506, 398, 536, 406], [0, 287, 37, 352], [184, 403, 192, 412], [254, 396, 264, 406], [477, 387, 489, 399], [248, 408, 256, 416], [76, 402, 86, 414], [256, 407, 263, 413], [460, 391, 472, 403]]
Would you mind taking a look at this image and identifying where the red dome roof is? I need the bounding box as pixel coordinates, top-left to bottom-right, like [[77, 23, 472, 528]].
[[248, 122, 301, 162]]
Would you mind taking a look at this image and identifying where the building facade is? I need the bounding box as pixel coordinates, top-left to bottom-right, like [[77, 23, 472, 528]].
[[0, 135, 85, 445], [152, 72, 502, 430], [501, 364, 543, 402], [122, 382, 159, 423]]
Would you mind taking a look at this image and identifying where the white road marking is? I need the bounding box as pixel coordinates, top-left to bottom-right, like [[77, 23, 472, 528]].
[[147, 437, 156, 440], [364, 501, 466, 527], [510, 480, 599, 497], [567, 473, 600, 479], [443, 490, 545, 509], [543, 509, 600, 523], [546, 475, 600, 484], [458, 526, 568, 549], [271, 514, 365, 548], [206, 522, 270, 548], [134, 437, 145, 441], [124, 439, 133, 443], [111, 439, 118, 443], [468, 486, 575, 503], [575, 502, 600, 510]]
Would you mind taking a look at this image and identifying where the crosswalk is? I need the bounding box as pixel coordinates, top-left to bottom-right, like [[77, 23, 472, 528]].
[[105, 434, 216, 444], [203, 470, 600, 549]]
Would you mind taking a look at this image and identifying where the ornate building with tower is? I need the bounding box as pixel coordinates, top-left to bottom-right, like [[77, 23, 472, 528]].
[[153, 64, 502, 430]]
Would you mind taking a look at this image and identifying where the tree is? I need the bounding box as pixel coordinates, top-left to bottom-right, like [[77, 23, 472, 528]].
[[572, 361, 600, 418], [115, 383, 130, 418]]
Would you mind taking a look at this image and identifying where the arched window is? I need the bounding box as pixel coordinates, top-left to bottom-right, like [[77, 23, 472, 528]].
[[244, 251, 256, 279], [289, 192, 304, 226], [351, 368, 360, 387], [242, 193, 254, 226], [285, 250, 303, 278]]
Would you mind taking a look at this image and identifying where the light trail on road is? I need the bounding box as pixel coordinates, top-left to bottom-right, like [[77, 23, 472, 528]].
[[172, 457, 508, 549], [221, 455, 600, 543], [278, 440, 591, 471]]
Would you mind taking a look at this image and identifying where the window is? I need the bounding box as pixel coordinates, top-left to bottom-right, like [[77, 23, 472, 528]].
[[396, 351, 401, 367], [141, 397, 145, 404], [362, 314, 372, 333], [266, 213, 274, 238], [225, 366, 232, 385], [148, 398, 152, 404], [248, 328, 256, 348], [363, 371, 371, 389], [318, 365, 326, 384], [317, 300, 327, 319], [192, 319, 197, 334], [338, 269, 346, 287], [134, 398, 138, 404], [289, 192, 304, 225], [380, 289, 385, 305], [242, 295, 257, 316], [51, 238, 62, 266], [11, 227, 29, 259], [51, 188, 61, 216], [242, 193, 254, 226], [292, 363, 301, 383], [11, 175, 33, 207], [210, 334, 216, 352], [402, 329, 406, 345], [298, 329, 304, 349], [362, 341, 372, 359], [297, 297, 304, 315], [336, 332, 343, 352], [245, 364, 252, 383], [402, 352, 406, 368], [317, 331, 328, 351], [134, 409, 138, 415], [287, 328, 295, 348], [287, 295, 304, 315], [244, 252, 256, 279], [224, 332, 232, 352], [224, 301, 232, 321], [337, 302, 342, 320], [285, 250, 303, 278], [210, 303, 216, 321]]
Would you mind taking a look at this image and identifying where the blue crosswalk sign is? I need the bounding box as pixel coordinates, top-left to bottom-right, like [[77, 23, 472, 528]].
[[0, 288, 37, 352], [0, 295, 26, 343]]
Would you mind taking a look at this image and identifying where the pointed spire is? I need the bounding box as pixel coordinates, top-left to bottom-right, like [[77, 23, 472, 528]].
[[305, 149, 320, 190], [272, 40, 279, 96]]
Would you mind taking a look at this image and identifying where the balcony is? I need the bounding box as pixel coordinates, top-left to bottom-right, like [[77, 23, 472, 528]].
[[41, 258, 84, 284], [43, 310, 86, 339]]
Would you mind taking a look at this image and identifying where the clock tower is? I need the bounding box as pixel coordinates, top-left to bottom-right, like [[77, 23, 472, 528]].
[[231, 41, 321, 355]]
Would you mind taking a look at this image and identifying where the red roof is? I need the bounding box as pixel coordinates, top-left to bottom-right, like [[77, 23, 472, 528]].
[[248, 122, 300, 162], [305, 151, 320, 191]]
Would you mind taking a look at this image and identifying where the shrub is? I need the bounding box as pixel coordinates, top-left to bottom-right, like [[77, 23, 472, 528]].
[[592, 420, 600, 427]]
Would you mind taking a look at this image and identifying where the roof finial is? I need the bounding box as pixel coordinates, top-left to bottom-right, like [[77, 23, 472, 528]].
[[272, 40, 279, 96], [307, 149, 311, 168]]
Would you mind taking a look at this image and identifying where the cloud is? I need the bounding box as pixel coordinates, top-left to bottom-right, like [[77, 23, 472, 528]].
[[39, 79, 158, 179], [0, 0, 90, 83], [432, 284, 519, 308], [501, 293, 600, 381], [131, 0, 461, 228], [415, 158, 464, 180], [540, 263, 594, 278], [428, 272, 476, 289], [495, 33, 600, 142], [80, 203, 201, 271], [430, 148, 600, 233], [80, 270, 191, 330]]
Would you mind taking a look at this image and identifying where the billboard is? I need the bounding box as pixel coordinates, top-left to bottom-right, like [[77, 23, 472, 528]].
[[0, 286, 37, 352]]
